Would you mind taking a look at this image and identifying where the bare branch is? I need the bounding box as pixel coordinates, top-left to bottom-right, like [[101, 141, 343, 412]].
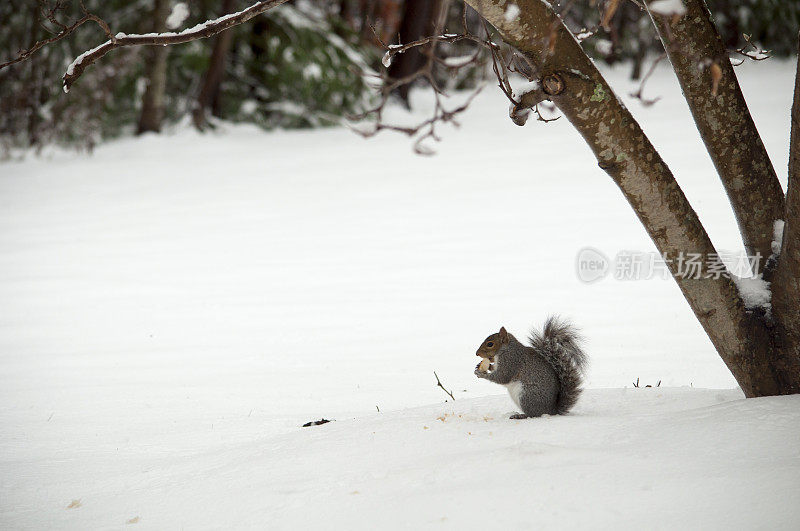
[[602, 0, 622, 31], [351, 19, 504, 154], [731, 34, 771, 64], [355, 15, 562, 153], [0, 10, 110, 70], [62, 0, 291, 92], [381, 32, 495, 70]]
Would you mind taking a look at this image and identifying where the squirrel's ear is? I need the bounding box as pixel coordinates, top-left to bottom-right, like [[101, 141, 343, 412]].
[[499, 327, 509, 344]]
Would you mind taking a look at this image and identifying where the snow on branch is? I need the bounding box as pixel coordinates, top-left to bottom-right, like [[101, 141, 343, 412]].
[[733, 276, 772, 315], [62, 0, 290, 93], [648, 0, 688, 17], [731, 34, 772, 66]]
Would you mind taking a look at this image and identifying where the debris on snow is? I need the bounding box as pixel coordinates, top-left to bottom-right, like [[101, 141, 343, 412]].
[[302, 419, 332, 427]]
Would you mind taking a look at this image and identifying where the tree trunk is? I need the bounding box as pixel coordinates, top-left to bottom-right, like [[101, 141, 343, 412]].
[[770, 33, 800, 393], [137, 0, 170, 134], [387, 0, 446, 106], [644, 0, 784, 262], [462, 0, 800, 396], [193, 0, 237, 130]]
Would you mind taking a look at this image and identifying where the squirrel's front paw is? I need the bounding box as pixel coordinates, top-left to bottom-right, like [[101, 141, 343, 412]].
[[474, 364, 487, 378]]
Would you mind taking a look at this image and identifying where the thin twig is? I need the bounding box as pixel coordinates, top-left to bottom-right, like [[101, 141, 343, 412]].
[[352, 19, 551, 153], [0, 8, 113, 70], [433, 371, 455, 400], [731, 33, 771, 65], [629, 53, 666, 106]]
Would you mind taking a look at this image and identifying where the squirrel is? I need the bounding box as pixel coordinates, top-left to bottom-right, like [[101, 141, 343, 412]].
[[474, 316, 588, 419]]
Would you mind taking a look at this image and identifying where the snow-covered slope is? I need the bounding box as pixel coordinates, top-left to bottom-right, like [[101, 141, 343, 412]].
[[3, 389, 799, 529], [1, 60, 798, 529]]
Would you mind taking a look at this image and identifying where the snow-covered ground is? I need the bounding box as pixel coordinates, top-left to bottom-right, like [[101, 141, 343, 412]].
[[1, 59, 798, 529]]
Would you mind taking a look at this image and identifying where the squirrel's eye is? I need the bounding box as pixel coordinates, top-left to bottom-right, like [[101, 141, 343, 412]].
[[487, 341, 494, 347]]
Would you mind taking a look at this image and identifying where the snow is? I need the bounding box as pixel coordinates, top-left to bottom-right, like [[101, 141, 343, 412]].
[[510, 78, 540, 100], [302, 63, 322, 79], [441, 54, 477, 68], [649, 0, 688, 17], [165, 2, 190, 30], [504, 4, 520, 22], [772, 219, 785, 255], [733, 276, 771, 310], [745, 50, 771, 61], [595, 38, 613, 56], [2, 388, 798, 528], [2, 59, 798, 528]]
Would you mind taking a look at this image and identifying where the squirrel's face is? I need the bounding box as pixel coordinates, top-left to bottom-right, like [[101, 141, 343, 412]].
[[476, 326, 510, 358]]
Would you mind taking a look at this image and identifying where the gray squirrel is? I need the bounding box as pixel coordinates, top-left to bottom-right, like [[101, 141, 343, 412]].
[[474, 316, 588, 419]]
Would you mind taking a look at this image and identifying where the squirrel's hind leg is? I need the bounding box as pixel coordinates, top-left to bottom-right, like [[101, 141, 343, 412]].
[[509, 413, 529, 420], [517, 383, 557, 418]]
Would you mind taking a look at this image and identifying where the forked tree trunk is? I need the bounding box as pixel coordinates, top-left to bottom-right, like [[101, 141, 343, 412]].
[[462, 0, 800, 396], [137, 0, 170, 134], [644, 0, 784, 262]]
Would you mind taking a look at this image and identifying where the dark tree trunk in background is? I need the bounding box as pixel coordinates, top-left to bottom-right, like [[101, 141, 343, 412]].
[[193, 0, 237, 129], [375, 0, 404, 44], [388, 0, 446, 106], [137, 0, 170, 134], [25, 2, 41, 145], [354, 0, 403, 47]]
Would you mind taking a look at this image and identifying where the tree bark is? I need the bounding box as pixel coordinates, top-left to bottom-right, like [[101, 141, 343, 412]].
[[770, 32, 800, 393], [193, 0, 237, 130], [137, 0, 170, 134], [644, 0, 785, 262], [462, 0, 797, 396], [388, 0, 446, 106]]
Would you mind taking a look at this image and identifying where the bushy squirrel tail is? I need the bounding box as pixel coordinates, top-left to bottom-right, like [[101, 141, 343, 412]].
[[529, 316, 588, 415]]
